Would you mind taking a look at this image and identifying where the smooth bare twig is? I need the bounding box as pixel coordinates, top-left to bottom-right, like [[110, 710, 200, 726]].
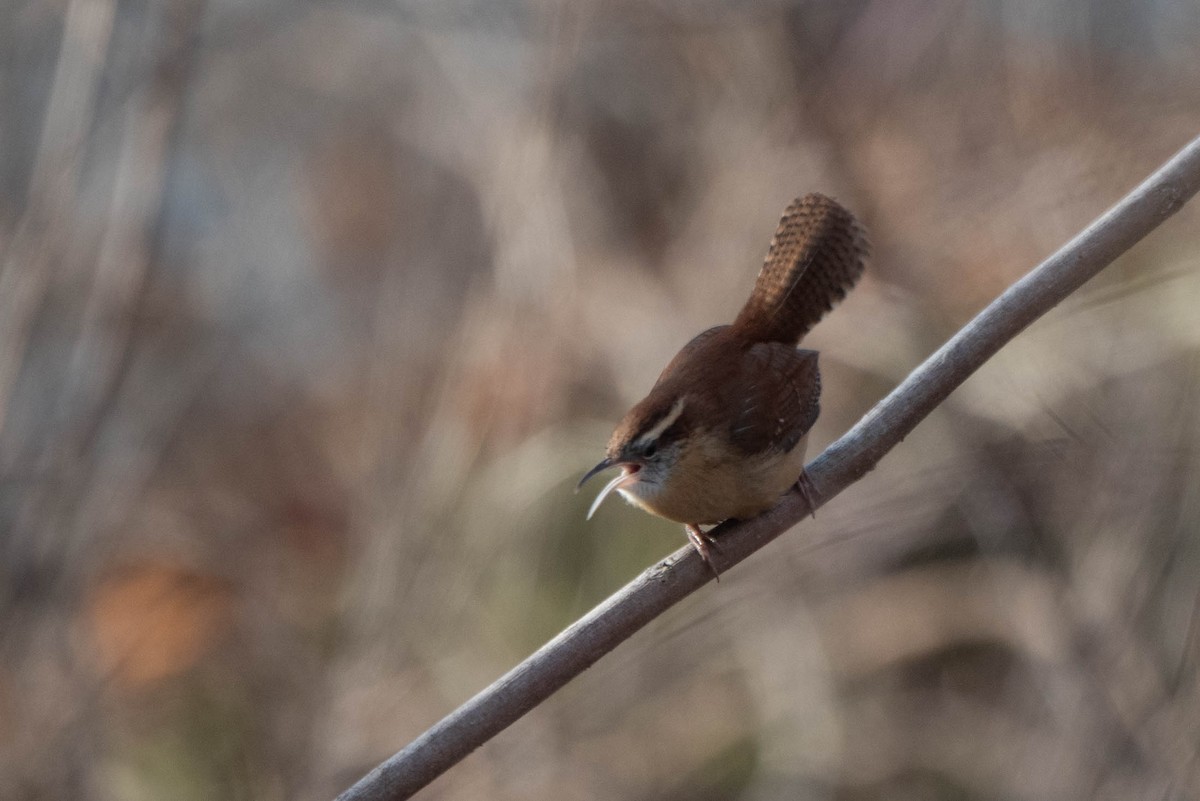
[[336, 135, 1200, 801]]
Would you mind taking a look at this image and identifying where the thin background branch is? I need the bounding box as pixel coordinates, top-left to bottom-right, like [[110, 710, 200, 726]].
[[338, 134, 1200, 801], [0, 0, 117, 435]]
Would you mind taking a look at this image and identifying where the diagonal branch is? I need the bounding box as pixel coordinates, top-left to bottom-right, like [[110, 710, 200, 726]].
[[336, 135, 1200, 801]]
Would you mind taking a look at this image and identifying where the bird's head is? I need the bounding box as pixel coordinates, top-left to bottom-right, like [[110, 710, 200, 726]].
[[577, 394, 690, 518]]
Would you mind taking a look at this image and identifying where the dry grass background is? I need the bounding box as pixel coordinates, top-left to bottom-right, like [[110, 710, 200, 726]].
[[2, 2, 1200, 799]]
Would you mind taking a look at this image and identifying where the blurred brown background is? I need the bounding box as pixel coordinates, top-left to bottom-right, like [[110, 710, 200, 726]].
[[3, 1, 1200, 799]]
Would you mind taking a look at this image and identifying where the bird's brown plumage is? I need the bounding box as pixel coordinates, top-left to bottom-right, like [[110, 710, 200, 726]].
[[585, 193, 868, 568]]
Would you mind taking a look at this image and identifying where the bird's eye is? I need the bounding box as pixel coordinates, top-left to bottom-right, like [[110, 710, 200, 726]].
[[641, 440, 658, 458]]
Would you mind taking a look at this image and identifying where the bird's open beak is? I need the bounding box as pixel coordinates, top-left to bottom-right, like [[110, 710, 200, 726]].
[[577, 457, 640, 520]]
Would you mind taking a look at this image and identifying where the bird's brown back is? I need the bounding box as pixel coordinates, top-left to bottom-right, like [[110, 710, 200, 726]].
[[616, 328, 818, 460]]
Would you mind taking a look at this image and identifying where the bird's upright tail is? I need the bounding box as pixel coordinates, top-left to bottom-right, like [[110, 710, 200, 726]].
[[732, 193, 869, 345]]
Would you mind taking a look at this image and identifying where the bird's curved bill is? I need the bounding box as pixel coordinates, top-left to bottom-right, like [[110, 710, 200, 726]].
[[587, 471, 632, 520], [576, 457, 613, 491], [577, 457, 638, 520]]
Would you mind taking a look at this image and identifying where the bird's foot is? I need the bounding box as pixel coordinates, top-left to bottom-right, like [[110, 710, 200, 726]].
[[795, 470, 820, 519], [685, 524, 722, 581]]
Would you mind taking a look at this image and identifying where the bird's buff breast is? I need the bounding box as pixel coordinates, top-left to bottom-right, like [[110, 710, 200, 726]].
[[618, 433, 808, 525]]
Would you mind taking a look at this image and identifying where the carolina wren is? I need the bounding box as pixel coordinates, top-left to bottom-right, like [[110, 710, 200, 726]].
[[578, 193, 868, 576]]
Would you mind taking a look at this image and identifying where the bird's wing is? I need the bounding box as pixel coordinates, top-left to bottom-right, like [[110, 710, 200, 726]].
[[727, 344, 820, 455]]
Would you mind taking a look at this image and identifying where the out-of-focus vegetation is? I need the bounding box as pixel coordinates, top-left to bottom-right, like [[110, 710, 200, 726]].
[[2, 1, 1200, 799]]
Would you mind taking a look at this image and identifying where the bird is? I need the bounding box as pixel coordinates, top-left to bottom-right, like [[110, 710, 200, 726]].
[[577, 193, 869, 577]]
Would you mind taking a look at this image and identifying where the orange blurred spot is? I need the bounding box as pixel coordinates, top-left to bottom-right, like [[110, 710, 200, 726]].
[[85, 562, 233, 689]]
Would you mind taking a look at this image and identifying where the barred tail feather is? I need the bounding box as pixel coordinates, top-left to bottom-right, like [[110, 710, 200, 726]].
[[732, 193, 869, 344]]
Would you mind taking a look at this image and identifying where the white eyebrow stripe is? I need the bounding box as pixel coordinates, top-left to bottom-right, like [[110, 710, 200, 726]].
[[636, 397, 686, 445]]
